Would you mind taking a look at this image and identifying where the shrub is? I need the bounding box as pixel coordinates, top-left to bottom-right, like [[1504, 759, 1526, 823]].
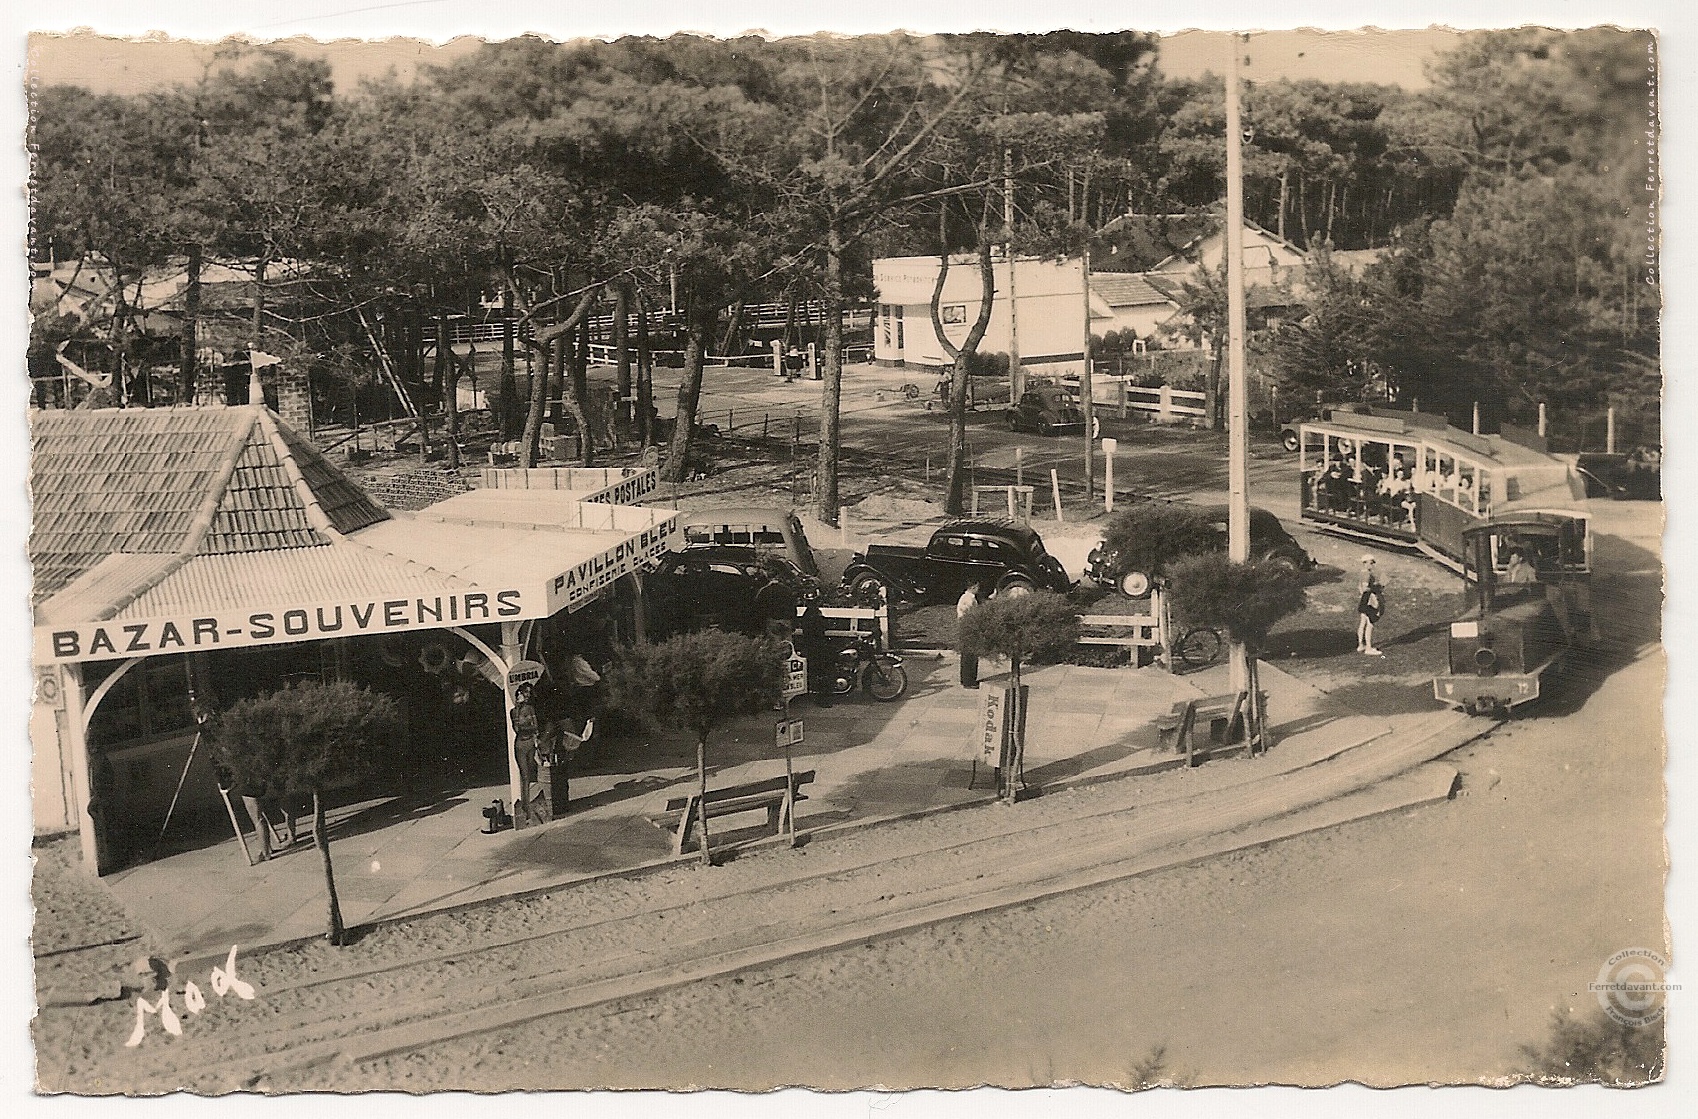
[[1164, 554, 1307, 652], [602, 631, 787, 864], [1098, 503, 1219, 582], [957, 592, 1079, 802], [209, 680, 400, 945]]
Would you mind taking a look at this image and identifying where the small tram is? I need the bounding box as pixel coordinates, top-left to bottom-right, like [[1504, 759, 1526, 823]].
[[1434, 514, 1595, 715], [1297, 408, 1592, 575]]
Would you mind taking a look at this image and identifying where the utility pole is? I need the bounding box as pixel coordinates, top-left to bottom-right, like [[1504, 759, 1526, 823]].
[[1225, 34, 1251, 694], [1005, 148, 1023, 401], [1081, 250, 1095, 503]]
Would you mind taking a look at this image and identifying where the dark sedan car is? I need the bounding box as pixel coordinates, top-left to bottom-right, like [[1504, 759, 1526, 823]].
[[644, 546, 821, 639], [1006, 386, 1088, 436], [1085, 504, 1316, 597]]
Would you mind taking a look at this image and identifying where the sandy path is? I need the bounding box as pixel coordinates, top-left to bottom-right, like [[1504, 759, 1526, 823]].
[[299, 646, 1661, 1091]]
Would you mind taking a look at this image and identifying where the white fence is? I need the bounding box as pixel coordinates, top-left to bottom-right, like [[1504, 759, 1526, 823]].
[[798, 603, 891, 648], [1061, 374, 1207, 423]]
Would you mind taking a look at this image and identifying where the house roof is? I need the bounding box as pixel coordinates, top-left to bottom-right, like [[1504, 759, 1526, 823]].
[[29, 405, 389, 607], [1090, 273, 1178, 309], [31, 404, 683, 663]]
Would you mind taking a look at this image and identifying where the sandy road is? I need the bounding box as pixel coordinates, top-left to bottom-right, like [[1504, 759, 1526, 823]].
[[303, 647, 1656, 1092]]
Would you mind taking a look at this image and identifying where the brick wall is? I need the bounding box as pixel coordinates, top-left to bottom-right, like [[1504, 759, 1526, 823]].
[[362, 468, 474, 511]]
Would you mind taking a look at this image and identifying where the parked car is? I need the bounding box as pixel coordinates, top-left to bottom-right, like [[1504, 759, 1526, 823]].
[[1007, 386, 1087, 436], [1574, 453, 1661, 501], [674, 506, 821, 578], [1085, 504, 1316, 597], [644, 546, 821, 639], [840, 520, 1073, 605]]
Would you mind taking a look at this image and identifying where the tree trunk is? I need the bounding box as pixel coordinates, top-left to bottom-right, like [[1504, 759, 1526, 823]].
[[1005, 655, 1024, 803], [816, 221, 845, 526], [661, 307, 709, 483], [439, 316, 461, 468], [312, 791, 346, 946], [717, 298, 745, 356], [613, 281, 632, 445], [635, 288, 655, 449], [941, 232, 997, 516], [568, 316, 594, 465], [521, 331, 551, 469], [178, 243, 200, 403], [500, 259, 518, 439], [1204, 342, 1224, 432], [1277, 169, 1289, 244], [695, 734, 711, 868]]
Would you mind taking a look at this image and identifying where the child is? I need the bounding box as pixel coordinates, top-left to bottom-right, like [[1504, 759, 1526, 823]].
[[1357, 557, 1386, 656]]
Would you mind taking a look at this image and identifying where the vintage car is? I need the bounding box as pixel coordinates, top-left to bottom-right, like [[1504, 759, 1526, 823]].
[[644, 545, 821, 639], [1085, 504, 1316, 597], [839, 520, 1073, 605], [674, 505, 821, 579], [1006, 386, 1088, 436]]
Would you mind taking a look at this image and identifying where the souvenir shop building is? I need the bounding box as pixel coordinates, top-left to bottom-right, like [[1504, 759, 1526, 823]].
[[30, 403, 677, 874]]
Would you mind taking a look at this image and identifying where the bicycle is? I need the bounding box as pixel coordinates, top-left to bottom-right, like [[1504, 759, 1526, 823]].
[[901, 382, 921, 400], [1174, 626, 1223, 670]]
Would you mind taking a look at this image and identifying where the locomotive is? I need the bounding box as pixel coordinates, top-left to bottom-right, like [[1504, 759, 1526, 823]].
[[1434, 513, 1594, 716]]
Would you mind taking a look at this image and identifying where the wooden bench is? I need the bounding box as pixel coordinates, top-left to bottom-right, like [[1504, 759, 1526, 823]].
[[1155, 693, 1265, 766], [648, 770, 815, 856]]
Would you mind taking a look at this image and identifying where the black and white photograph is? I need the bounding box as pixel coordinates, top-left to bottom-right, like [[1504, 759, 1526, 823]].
[[11, 2, 1685, 1105]]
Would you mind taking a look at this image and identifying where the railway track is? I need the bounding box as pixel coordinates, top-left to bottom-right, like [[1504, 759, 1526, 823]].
[[121, 712, 1481, 1091]]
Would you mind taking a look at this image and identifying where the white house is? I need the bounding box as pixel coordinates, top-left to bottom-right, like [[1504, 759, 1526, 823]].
[[871, 254, 1111, 376]]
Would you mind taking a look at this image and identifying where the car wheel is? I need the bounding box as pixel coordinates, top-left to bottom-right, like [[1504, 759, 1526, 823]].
[[1264, 550, 1304, 575], [1281, 430, 1300, 453], [998, 578, 1035, 599], [1040, 422, 1053, 437], [1007, 411, 1021, 431], [1120, 571, 1151, 598]]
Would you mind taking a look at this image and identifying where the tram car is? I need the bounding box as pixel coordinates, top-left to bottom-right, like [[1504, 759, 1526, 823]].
[[1297, 407, 1591, 574], [1434, 514, 1594, 715]]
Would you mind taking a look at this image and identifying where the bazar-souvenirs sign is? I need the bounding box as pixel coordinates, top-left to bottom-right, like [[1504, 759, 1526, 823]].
[[548, 521, 676, 613], [36, 588, 532, 664]]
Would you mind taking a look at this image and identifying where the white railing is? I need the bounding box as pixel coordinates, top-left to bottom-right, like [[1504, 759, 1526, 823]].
[[1063, 373, 1207, 423]]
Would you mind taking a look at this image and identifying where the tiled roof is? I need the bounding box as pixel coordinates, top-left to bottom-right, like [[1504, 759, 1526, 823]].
[[29, 404, 390, 607], [107, 546, 468, 620], [1090, 273, 1177, 308]]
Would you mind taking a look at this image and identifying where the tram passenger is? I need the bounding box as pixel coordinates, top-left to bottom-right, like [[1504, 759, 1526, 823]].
[[1319, 460, 1350, 512]]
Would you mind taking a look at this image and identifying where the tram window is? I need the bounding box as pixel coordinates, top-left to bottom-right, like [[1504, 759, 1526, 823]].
[[1423, 448, 1438, 490], [1436, 454, 1456, 501], [1456, 463, 1477, 512], [1475, 470, 1493, 514]]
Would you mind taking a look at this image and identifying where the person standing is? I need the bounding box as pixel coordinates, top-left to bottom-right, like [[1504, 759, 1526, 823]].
[[797, 600, 832, 708], [957, 582, 983, 688], [1356, 557, 1386, 656]]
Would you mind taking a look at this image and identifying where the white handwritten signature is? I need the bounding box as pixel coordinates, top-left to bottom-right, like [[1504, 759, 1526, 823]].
[[124, 945, 255, 1048]]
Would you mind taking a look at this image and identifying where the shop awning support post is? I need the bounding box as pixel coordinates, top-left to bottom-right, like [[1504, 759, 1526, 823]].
[[500, 621, 525, 809], [60, 662, 98, 873]]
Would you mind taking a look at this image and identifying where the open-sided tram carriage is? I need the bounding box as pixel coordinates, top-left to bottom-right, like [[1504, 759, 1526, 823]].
[[1297, 407, 1591, 574], [1434, 515, 1595, 715]]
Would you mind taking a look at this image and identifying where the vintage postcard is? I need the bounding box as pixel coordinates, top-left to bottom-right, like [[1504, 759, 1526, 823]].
[[16, 4, 1676, 1107]]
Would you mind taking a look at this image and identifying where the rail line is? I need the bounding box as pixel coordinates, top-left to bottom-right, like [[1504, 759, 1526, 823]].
[[123, 713, 1481, 1091]]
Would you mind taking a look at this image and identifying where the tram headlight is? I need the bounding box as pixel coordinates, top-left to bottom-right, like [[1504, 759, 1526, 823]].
[[1473, 645, 1498, 676]]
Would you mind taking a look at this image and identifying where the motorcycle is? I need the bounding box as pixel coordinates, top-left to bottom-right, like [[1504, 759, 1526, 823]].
[[829, 634, 908, 701]]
